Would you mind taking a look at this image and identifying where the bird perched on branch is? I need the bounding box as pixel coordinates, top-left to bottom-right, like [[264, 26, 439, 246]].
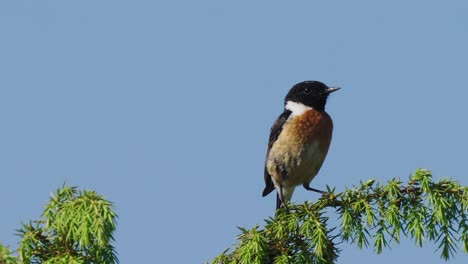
[[262, 81, 340, 210]]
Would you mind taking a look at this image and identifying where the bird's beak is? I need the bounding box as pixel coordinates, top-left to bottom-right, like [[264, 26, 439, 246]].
[[325, 87, 341, 94]]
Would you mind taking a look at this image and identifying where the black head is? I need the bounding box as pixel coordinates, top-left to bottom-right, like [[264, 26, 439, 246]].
[[284, 81, 340, 111]]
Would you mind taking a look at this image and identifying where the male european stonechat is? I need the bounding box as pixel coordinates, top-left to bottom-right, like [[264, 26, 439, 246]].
[[263, 81, 339, 209]]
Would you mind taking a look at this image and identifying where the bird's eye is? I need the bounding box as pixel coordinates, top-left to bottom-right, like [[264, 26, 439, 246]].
[[304, 88, 311, 94]]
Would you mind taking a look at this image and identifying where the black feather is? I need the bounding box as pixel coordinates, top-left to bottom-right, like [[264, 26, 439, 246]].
[[262, 110, 291, 197]]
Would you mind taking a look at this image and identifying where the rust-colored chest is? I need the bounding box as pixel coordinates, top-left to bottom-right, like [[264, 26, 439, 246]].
[[282, 109, 333, 151]]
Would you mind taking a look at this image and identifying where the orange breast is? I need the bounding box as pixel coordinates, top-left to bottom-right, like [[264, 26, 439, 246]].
[[286, 109, 333, 151]]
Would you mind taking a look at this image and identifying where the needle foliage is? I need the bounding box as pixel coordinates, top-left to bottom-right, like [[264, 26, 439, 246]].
[[0, 243, 17, 264], [15, 186, 118, 264], [211, 169, 468, 263]]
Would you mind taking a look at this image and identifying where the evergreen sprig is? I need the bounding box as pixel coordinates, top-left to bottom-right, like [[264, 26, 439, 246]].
[[17, 185, 118, 264], [211, 169, 468, 263], [0, 243, 17, 264]]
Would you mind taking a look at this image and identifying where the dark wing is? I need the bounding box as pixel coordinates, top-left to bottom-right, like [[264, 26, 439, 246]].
[[262, 110, 291, 197]]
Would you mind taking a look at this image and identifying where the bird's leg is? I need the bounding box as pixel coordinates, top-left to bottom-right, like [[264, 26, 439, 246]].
[[303, 183, 326, 194], [275, 166, 290, 210], [276, 184, 290, 212], [278, 186, 288, 210]]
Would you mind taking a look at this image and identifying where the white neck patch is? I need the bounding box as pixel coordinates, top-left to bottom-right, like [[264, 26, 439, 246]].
[[285, 101, 313, 116]]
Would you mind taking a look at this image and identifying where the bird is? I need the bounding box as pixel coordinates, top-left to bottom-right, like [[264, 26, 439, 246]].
[[262, 80, 340, 210]]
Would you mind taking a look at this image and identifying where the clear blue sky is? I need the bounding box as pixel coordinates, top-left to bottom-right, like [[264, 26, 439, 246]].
[[1, 1, 467, 263]]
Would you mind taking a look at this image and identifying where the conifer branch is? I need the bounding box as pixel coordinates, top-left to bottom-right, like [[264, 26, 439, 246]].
[[211, 169, 468, 264]]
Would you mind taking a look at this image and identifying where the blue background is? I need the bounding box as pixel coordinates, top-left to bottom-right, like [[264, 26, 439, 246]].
[[1, 1, 467, 263]]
